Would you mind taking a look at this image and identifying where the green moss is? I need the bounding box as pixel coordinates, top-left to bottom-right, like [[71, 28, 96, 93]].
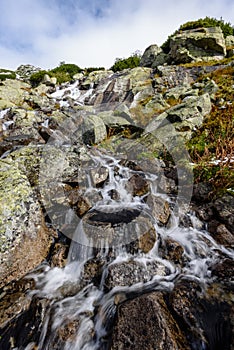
[[136, 151, 159, 160]]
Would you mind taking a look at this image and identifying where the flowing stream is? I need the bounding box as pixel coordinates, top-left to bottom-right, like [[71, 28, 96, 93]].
[[23, 148, 234, 350]]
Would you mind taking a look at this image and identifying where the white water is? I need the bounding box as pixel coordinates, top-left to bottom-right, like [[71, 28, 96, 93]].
[[28, 148, 234, 350]]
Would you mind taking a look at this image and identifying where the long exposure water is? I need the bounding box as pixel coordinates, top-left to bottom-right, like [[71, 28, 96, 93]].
[[24, 148, 234, 350]]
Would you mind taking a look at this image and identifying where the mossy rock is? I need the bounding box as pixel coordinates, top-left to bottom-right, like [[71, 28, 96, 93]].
[[0, 159, 52, 287]]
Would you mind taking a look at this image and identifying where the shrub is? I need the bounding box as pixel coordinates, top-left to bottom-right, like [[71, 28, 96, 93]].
[[0, 69, 16, 80], [29, 63, 82, 86], [29, 70, 49, 86], [161, 17, 234, 53], [50, 63, 82, 77], [110, 51, 141, 72]]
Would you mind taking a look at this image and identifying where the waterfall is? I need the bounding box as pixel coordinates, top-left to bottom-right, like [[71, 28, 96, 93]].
[[23, 147, 234, 350]]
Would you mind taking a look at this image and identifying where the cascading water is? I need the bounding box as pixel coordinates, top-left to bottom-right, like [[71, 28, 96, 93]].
[[23, 147, 234, 350]]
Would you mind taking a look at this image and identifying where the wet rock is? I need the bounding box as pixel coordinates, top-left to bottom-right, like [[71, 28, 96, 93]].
[[50, 242, 69, 268], [86, 67, 152, 110], [0, 278, 35, 328], [82, 209, 156, 253], [83, 257, 105, 285], [211, 258, 234, 283], [146, 194, 171, 224], [105, 259, 166, 289], [0, 159, 53, 287], [111, 292, 189, 350], [127, 173, 149, 196], [0, 297, 47, 350], [91, 165, 109, 186], [80, 69, 113, 89], [192, 182, 213, 203], [209, 223, 234, 247], [169, 280, 233, 349], [162, 238, 185, 264]]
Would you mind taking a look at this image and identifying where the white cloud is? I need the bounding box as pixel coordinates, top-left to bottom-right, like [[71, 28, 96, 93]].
[[0, 0, 233, 70]]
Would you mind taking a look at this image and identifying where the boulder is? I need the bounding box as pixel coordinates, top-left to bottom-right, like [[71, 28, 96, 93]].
[[144, 93, 212, 141], [168, 27, 226, 64], [111, 292, 189, 350], [105, 259, 165, 289], [0, 79, 31, 109], [140, 44, 162, 67], [82, 114, 107, 144], [0, 159, 53, 287]]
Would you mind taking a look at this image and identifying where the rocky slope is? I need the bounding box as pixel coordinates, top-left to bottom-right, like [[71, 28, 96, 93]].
[[0, 24, 233, 350]]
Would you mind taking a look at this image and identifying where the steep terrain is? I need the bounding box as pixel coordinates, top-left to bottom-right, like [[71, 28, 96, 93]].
[[0, 21, 233, 350]]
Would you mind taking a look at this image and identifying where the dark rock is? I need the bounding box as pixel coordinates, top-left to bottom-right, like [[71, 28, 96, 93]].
[[169, 280, 233, 349], [127, 173, 149, 196], [50, 242, 69, 268], [162, 238, 185, 264], [111, 292, 189, 350], [146, 194, 171, 224], [213, 195, 234, 233]]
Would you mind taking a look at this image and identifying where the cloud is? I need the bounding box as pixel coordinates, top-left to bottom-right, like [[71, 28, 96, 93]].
[[0, 0, 233, 70]]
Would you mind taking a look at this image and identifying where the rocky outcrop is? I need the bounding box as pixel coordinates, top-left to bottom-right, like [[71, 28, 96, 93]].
[[141, 26, 229, 68], [168, 27, 226, 64]]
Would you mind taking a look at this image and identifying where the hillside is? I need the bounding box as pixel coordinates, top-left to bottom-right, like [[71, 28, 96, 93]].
[[0, 18, 233, 350]]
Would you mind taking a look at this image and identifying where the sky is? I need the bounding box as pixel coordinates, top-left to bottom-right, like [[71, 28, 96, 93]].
[[0, 0, 233, 70]]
